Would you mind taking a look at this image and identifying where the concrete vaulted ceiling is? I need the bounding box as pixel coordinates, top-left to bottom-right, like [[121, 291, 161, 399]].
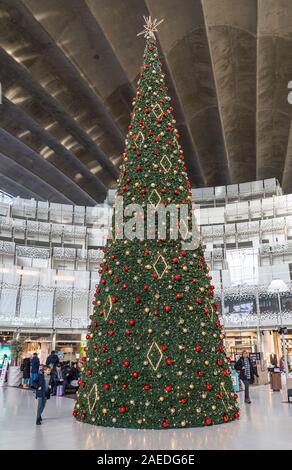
[[0, 0, 292, 204]]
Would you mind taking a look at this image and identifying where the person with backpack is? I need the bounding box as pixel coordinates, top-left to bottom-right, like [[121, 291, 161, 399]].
[[21, 357, 31, 388], [45, 350, 59, 368], [31, 353, 40, 388]]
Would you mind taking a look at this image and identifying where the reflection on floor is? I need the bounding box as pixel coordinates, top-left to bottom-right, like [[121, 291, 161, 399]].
[[0, 385, 292, 450]]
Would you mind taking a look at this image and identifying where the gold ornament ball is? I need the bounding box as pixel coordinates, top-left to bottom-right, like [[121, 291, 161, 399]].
[[130, 400, 135, 405], [96, 300, 101, 306], [137, 419, 142, 424], [182, 265, 188, 271], [76, 404, 80, 409], [181, 420, 187, 427], [144, 308, 150, 313], [145, 264, 152, 270], [170, 408, 176, 414], [202, 394, 206, 399], [112, 418, 117, 423], [205, 360, 209, 366], [202, 331, 206, 336], [102, 407, 108, 414], [196, 408, 201, 413], [125, 250, 130, 256], [148, 328, 153, 334], [212, 405, 216, 411], [189, 384, 195, 390], [200, 287, 205, 293], [159, 396, 164, 402], [188, 306, 194, 311]]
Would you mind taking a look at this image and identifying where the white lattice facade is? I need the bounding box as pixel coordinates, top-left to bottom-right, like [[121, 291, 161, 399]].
[[1, 178, 292, 336]]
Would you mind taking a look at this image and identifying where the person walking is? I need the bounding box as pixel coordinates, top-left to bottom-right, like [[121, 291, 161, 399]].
[[280, 356, 286, 373], [21, 357, 31, 388], [235, 350, 256, 404], [46, 350, 59, 368], [33, 366, 52, 425], [31, 353, 40, 388]]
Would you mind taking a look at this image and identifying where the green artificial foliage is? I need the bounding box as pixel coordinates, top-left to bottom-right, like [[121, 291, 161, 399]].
[[74, 30, 239, 429], [11, 336, 26, 366]]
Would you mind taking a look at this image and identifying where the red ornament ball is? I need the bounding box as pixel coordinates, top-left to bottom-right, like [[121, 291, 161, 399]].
[[87, 369, 92, 376], [123, 360, 130, 367], [129, 319, 135, 326], [132, 371, 139, 378], [164, 385, 172, 392], [162, 420, 169, 428], [204, 417, 212, 426], [119, 406, 126, 414], [195, 345, 202, 352]]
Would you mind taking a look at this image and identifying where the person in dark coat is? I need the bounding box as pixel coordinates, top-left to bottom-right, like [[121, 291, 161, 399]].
[[21, 357, 31, 388], [46, 350, 59, 368], [33, 366, 52, 425], [31, 353, 40, 388], [51, 364, 66, 395], [235, 350, 256, 404]]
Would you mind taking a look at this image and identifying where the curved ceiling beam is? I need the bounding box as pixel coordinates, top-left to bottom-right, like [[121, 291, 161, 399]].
[[256, 0, 292, 189], [0, 129, 95, 205], [2, 0, 124, 153], [0, 151, 71, 203], [202, 0, 257, 184], [145, 0, 230, 186], [1, 96, 107, 201], [0, 48, 119, 180], [0, 172, 43, 200], [23, 0, 135, 132]]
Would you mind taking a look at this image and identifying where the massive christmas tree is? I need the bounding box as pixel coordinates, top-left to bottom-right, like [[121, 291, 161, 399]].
[[73, 18, 239, 429]]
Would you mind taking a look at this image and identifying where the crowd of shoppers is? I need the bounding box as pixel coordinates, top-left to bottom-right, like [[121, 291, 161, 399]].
[[19, 351, 81, 424], [20, 351, 81, 395]]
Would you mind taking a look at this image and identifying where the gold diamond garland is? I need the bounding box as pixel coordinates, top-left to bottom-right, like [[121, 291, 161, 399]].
[[153, 254, 168, 279], [87, 384, 99, 414], [160, 155, 172, 173], [135, 130, 145, 146], [104, 295, 113, 321], [149, 188, 161, 208], [147, 341, 163, 371], [152, 103, 164, 119], [206, 298, 215, 322]]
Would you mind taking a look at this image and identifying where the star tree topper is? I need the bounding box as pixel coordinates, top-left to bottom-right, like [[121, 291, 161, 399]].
[[137, 16, 164, 39]]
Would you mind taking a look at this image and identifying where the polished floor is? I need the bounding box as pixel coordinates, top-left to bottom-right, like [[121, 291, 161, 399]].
[[0, 384, 292, 450]]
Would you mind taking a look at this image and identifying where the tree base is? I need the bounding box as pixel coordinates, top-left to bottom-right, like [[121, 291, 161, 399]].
[[75, 414, 238, 429]]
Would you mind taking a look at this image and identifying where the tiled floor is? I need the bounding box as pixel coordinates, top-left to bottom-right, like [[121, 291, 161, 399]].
[[0, 385, 292, 450]]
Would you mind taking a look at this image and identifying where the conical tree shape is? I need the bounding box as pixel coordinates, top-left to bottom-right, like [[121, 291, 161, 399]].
[[74, 27, 239, 429]]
